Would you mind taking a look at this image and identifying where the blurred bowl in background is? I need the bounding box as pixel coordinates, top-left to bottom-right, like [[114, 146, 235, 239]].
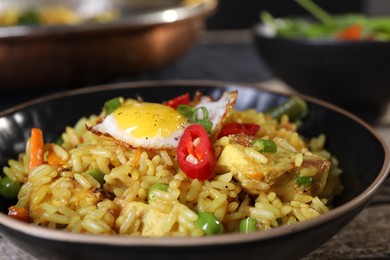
[[0, 0, 217, 91], [253, 20, 390, 122]]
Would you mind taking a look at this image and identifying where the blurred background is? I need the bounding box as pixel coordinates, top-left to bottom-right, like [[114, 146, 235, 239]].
[[1, 0, 390, 121]]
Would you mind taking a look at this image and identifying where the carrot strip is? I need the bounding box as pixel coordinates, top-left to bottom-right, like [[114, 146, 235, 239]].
[[8, 206, 29, 222], [336, 24, 362, 40], [29, 128, 44, 169], [47, 144, 65, 166]]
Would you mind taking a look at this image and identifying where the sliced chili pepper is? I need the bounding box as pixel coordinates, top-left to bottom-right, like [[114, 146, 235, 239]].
[[177, 124, 216, 180], [164, 93, 190, 110], [218, 123, 260, 138], [336, 24, 362, 40]]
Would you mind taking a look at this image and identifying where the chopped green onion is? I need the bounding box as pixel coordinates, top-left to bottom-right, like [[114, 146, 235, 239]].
[[195, 120, 213, 134], [55, 136, 64, 146], [177, 104, 194, 118], [177, 105, 213, 134], [296, 176, 313, 186], [147, 183, 169, 202], [192, 107, 209, 122], [295, 0, 333, 24], [86, 169, 105, 185], [104, 97, 121, 115], [239, 217, 258, 233], [252, 139, 277, 153], [266, 96, 308, 121]]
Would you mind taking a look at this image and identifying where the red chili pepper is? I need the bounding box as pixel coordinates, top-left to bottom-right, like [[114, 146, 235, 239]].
[[177, 124, 216, 180], [164, 93, 190, 109], [336, 24, 362, 41], [218, 123, 260, 138]]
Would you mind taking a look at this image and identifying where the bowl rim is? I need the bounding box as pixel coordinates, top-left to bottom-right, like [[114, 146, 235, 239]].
[[0, 0, 217, 39], [0, 79, 389, 247]]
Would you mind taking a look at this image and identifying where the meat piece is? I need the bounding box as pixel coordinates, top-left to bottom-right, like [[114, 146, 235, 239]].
[[216, 142, 330, 201], [122, 201, 169, 237]]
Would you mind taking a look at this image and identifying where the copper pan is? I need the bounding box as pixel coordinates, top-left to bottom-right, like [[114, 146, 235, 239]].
[[0, 0, 217, 90]]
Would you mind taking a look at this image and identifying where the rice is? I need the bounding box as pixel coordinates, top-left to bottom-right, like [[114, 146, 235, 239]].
[[2, 96, 344, 237]]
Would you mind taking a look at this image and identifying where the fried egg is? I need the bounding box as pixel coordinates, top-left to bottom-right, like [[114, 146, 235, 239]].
[[90, 91, 237, 150]]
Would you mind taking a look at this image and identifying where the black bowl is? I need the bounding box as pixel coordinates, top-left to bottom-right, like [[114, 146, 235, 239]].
[[0, 80, 389, 260], [253, 22, 390, 122]]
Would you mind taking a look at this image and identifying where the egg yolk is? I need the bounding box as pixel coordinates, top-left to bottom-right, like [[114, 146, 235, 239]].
[[113, 102, 187, 138]]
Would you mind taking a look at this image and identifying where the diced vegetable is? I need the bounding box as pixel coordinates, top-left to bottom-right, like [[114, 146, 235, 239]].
[[218, 123, 260, 138], [86, 169, 105, 185], [17, 10, 40, 25], [164, 93, 190, 109], [55, 136, 64, 146], [177, 124, 216, 180], [197, 212, 223, 235], [0, 176, 21, 200], [239, 217, 258, 233], [336, 24, 363, 40], [266, 96, 308, 121], [47, 144, 66, 166], [252, 139, 277, 153], [104, 97, 121, 115], [29, 128, 44, 169], [147, 183, 169, 202], [8, 206, 29, 222], [296, 176, 313, 186]]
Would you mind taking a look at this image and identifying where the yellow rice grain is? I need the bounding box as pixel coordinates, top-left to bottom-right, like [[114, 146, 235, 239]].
[[43, 212, 70, 225], [160, 151, 174, 166], [82, 218, 111, 234], [31, 185, 50, 204], [244, 148, 268, 164], [119, 206, 136, 234], [74, 173, 92, 189], [210, 181, 235, 190], [52, 144, 69, 161], [293, 194, 313, 203], [41, 202, 58, 214], [116, 148, 127, 165], [250, 208, 276, 221], [186, 179, 202, 202], [58, 206, 78, 218], [295, 153, 303, 167], [255, 201, 280, 217], [96, 157, 110, 174]]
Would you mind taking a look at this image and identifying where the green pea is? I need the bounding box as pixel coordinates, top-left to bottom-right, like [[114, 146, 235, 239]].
[[239, 217, 258, 233], [86, 169, 105, 185], [147, 183, 169, 201], [197, 212, 224, 235], [0, 176, 21, 200]]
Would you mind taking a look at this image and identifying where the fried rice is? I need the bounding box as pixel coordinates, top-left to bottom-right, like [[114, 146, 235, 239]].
[[2, 94, 343, 236]]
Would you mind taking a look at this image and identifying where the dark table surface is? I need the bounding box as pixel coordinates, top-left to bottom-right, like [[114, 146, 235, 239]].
[[1, 30, 390, 260]]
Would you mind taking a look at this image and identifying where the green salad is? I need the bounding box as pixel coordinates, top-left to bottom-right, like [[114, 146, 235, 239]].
[[261, 0, 390, 41]]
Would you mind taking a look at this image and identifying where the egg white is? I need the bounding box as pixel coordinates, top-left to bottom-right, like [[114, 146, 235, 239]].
[[90, 91, 238, 149]]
